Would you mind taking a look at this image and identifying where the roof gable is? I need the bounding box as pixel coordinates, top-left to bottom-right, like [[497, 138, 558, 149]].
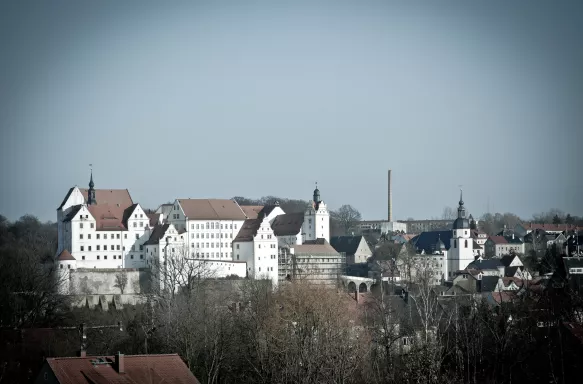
[[233, 218, 264, 242], [330, 236, 369, 255], [57, 249, 75, 261], [293, 239, 339, 255], [240, 205, 264, 219]]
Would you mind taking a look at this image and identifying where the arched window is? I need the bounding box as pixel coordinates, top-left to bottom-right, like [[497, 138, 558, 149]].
[[465, 240, 468, 248], [454, 240, 457, 248]]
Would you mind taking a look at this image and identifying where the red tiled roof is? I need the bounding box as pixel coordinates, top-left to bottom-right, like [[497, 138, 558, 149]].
[[57, 249, 75, 261], [293, 240, 340, 255], [58, 188, 133, 210], [44, 354, 200, 384], [147, 213, 162, 227], [240, 205, 264, 219], [488, 236, 508, 244], [519, 222, 581, 232], [87, 204, 132, 231], [178, 199, 247, 220]]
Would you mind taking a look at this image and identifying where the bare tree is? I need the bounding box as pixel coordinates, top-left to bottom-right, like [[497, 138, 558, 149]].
[[331, 205, 363, 235], [114, 271, 128, 294], [442, 206, 457, 220]]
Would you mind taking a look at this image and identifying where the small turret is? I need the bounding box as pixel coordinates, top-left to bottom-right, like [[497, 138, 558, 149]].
[[87, 168, 96, 205]]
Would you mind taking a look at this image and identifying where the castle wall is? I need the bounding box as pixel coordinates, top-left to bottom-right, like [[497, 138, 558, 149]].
[[69, 268, 150, 295]]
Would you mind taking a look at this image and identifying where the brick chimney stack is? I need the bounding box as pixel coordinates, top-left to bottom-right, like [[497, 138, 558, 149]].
[[115, 352, 125, 373]]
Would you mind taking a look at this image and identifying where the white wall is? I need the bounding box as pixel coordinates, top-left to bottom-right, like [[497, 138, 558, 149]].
[[185, 219, 243, 260]]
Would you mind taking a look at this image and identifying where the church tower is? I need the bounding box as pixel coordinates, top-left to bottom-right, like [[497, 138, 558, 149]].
[[302, 183, 330, 243], [87, 169, 96, 205], [447, 189, 474, 278]]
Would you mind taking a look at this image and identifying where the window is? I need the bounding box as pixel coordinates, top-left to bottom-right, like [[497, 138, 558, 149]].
[[124, 234, 127, 239], [90, 223, 94, 228], [236, 244, 240, 249], [139, 222, 143, 227], [211, 222, 214, 229], [230, 224, 232, 229], [131, 255, 134, 259], [60, 264, 63, 269], [113, 255, 116, 259], [97, 255, 100, 260], [132, 245, 135, 251], [454, 240, 457, 248], [116, 234, 120, 239], [140, 245, 143, 251], [237, 255, 239, 260], [259, 267, 261, 272], [88, 234, 91, 239], [97, 245, 100, 250], [82, 256, 85, 260], [133, 222, 137, 228], [117, 245, 120, 250], [465, 240, 468, 248], [196, 242, 200, 248], [104, 234, 108, 239], [97, 234, 100, 239], [104, 245, 107, 250], [80, 234, 83, 239], [80, 223, 83, 229], [140, 255, 143, 259], [234, 224, 237, 229], [88, 246, 92, 251], [206, 233, 209, 238]]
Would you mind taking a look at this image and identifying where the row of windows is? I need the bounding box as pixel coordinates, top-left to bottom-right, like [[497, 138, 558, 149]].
[[191, 252, 233, 258], [190, 222, 239, 230], [79, 233, 129, 240], [80, 245, 125, 251], [191, 242, 232, 249], [191, 233, 234, 239]]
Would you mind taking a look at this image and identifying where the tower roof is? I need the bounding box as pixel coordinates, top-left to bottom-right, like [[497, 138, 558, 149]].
[[57, 249, 76, 261], [452, 188, 470, 230]]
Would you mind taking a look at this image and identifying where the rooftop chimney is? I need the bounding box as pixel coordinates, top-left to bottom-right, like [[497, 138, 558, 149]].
[[115, 352, 125, 373], [388, 169, 393, 222]]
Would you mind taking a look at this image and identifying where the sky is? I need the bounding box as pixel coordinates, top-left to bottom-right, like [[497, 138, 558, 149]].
[[1, 0, 582, 222]]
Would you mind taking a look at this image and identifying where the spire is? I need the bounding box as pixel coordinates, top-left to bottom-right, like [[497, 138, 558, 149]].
[[87, 164, 96, 205], [459, 187, 464, 206]]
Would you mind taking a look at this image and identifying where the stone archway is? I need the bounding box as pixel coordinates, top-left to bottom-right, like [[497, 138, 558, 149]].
[[359, 283, 368, 293], [347, 281, 356, 293]]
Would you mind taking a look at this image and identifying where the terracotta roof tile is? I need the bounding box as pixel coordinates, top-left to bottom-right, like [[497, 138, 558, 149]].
[[44, 354, 200, 384], [488, 236, 508, 244], [240, 205, 264, 219], [178, 199, 247, 220], [293, 240, 340, 255], [59, 188, 133, 210], [57, 249, 75, 261]]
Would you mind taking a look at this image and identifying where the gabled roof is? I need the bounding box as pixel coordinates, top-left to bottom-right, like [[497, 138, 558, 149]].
[[178, 199, 247, 220], [293, 239, 339, 255], [500, 255, 516, 267], [87, 204, 133, 231], [58, 188, 133, 210], [63, 205, 83, 221], [57, 249, 75, 261], [144, 224, 170, 245], [233, 219, 263, 242], [271, 212, 304, 236], [240, 205, 264, 219], [468, 259, 503, 270], [488, 236, 508, 245], [146, 213, 162, 227], [480, 276, 500, 292], [43, 354, 200, 384], [410, 231, 453, 253], [330, 236, 368, 255]]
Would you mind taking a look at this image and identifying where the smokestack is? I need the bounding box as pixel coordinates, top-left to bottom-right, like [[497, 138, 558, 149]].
[[115, 352, 125, 373], [388, 169, 393, 222]]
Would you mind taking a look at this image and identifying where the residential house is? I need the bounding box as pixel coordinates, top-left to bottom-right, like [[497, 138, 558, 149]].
[[514, 222, 581, 238], [484, 235, 525, 257], [34, 353, 200, 384], [330, 235, 373, 264]]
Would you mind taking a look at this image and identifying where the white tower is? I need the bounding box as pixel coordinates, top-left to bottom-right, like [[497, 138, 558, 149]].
[[302, 184, 330, 243], [447, 189, 474, 278]]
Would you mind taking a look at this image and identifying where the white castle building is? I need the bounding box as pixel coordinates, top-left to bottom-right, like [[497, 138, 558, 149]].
[[54, 173, 332, 292]]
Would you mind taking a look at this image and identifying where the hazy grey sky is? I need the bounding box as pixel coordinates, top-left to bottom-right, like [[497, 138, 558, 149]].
[[1, 0, 582, 222]]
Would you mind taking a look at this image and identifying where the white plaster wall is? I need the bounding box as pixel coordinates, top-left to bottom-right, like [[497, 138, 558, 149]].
[[186, 219, 243, 260], [252, 219, 278, 285], [265, 206, 286, 222]]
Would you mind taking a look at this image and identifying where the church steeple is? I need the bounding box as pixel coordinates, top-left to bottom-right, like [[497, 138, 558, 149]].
[[87, 166, 96, 205], [313, 182, 321, 210]]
